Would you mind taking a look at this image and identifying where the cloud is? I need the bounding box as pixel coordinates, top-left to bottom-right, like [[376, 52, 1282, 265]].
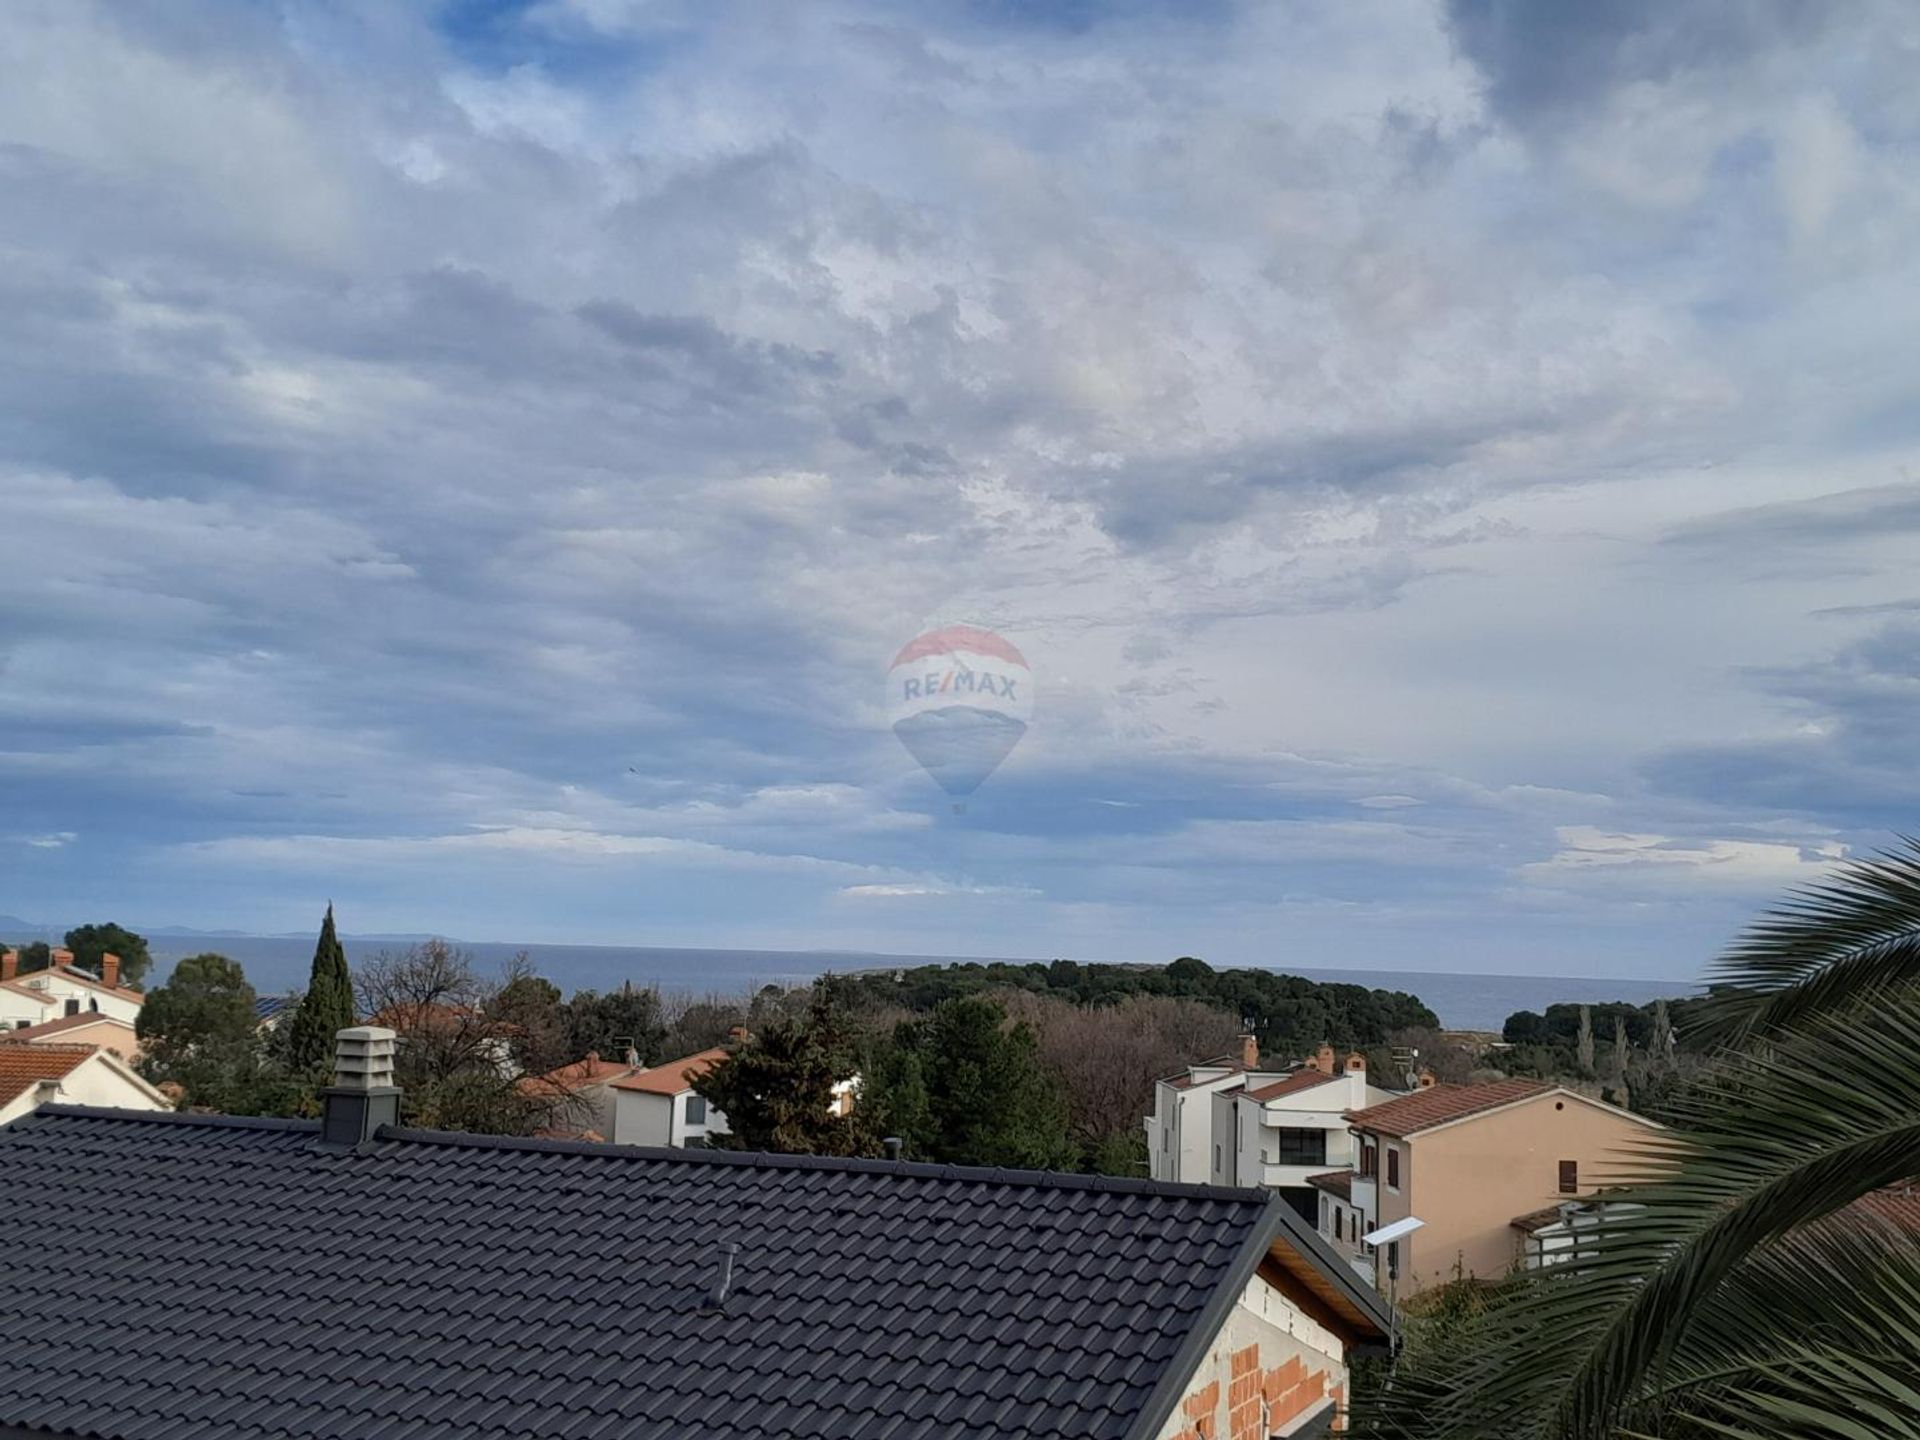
[[0, 1, 1916, 976]]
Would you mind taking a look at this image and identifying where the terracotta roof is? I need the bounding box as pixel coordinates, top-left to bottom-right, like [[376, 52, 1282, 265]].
[[0, 1044, 96, 1106], [1345, 1079, 1554, 1137], [0, 1012, 139, 1042], [515, 1054, 637, 1097], [1306, 1170, 1353, 1200], [1244, 1070, 1340, 1103], [608, 1045, 729, 1095]]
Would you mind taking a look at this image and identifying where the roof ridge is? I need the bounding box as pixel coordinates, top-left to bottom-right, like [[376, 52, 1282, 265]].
[[32, 1104, 321, 1135], [373, 1122, 1279, 1200]]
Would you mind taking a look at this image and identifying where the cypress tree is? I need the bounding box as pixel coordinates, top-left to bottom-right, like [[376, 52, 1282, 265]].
[[286, 905, 355, 1076]]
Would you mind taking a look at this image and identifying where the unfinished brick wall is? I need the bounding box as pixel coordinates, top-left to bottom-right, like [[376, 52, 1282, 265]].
[[1156, 1281, 1349, 1440]]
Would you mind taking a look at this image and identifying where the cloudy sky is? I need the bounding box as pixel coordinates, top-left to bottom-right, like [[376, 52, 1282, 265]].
[[4, 1, 1919, 978]]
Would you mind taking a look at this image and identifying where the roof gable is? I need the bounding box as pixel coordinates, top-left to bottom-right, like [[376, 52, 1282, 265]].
[[609, 1045, 729, 1095], [0, 1044, 96, 1105], [0, 1012, 139, 1042], [0, 1106, 1381, 1440]]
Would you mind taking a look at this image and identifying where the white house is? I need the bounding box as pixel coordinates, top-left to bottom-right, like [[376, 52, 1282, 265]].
[[610, 1045, 733, 1147], [0, 1042, 172, 1126], [1212, 1048, 1399, 1222], [0, 950, 144, 1028], [1144, 1035, 1263, 1184]]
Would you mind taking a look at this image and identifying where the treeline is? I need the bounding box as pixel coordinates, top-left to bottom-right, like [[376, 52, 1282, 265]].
[[1, 923, 154, 985], [831, 954, 1438, 1059], [1491, 995, 1713, 1116], [127, 911, 1444, 1175]]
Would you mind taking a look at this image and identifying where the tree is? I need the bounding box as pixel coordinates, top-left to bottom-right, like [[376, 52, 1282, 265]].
[[65, 922, 152, 987], [8, 940, 52, 974], [1574, 1004, 1595, 1077], [135, 953, 273, 1112], [871, 996, 1071, 1168], [285, 905, 355, 1077], [1359, 838, 1920, 1440], [1649, 997, 1675, 1077], [356, 940, 544, 1135], [566, 981, 667, 1066], [1605, 1014, 1629, 1102], [490, 958, 572, 1075], [693, 984, 873, 1156]]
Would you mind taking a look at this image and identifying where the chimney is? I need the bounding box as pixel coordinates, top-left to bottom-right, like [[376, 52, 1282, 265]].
[[883, 1136, 903, 1161], [101, 953, 121, 989], [1239, 1033, 1259, 1069], [1416, 1069, 1437, 1089], [1, 951, 15, 983], [1345, 1052, 1366, 1075], [1315, 1043, 1336, 1076], [319, 1026, 401, 1149]]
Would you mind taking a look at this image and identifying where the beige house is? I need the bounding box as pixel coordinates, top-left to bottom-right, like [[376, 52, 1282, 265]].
[[0, 1042, 172, 1125], [1337, 1078, 1660, 1298], [0, 1010, 142, 1061]]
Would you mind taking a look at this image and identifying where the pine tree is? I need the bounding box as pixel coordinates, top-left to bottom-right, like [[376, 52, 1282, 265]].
[[286, 905, 355, 1076]]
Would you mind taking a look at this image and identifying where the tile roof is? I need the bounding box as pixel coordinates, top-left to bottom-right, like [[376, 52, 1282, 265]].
[[0, 1012, 138, 1042], [0, 1105, 1386, 1440], [1244, 1070, 1340, 1103], [515, 1053, 638, 1096], [0, 1044, 95, 1106], [609, 1044, 730, 1095], [1344, 1079, 1554, 1137], [1306, 1170, 1353, 1200]]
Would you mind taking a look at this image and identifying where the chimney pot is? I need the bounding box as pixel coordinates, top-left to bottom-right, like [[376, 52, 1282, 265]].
[[1416, 1069, 1436, 1089], [1239, 1033, 1259, 1069], [1345, 1051, 1366, 1074], [883, 1136, 903, 1161], [319, 1026, 401, 1149], [101, 953, 121, 988], [1316, 1043, 1336, 1076], [1, 952, 15, 983]]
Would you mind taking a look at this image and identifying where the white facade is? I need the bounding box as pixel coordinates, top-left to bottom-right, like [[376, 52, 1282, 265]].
[[0, 1048, 171, 1126], [611, 1085, 731, 1148], [1144, 1038, 1266, 1184], [1220, 1066, 1400, 1192], [0, 967, 142, 1027]]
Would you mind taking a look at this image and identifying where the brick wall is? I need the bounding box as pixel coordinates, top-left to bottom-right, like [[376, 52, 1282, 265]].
[[1156, 1276, 1348, 1439]]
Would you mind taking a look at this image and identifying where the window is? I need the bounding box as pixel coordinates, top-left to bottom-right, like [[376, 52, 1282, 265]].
[[1270, 1128, 1327, 1167], [1213, 1143, 1222, 1171], [685, 1095, 707, 1126], [1334, 1208, 1343, 1241], [1386, 1146, 1400, 1189], [1558, 1159, 1578, 1194], [1359, 1143, 1377, 1178], [63, 999, 79, 1017]]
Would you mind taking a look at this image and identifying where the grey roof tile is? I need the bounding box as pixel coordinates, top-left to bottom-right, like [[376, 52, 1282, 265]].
[[0, 1105, 1286, 1440]]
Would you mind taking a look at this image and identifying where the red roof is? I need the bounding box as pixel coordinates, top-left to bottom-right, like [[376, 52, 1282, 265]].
[[1244, 1070, 1340, 1103], [0, 1044, 95, 1106], [609, 1046, 729, 1096], [516, 1054, 637, 1097], [1346, 1079, 1554, 1137]]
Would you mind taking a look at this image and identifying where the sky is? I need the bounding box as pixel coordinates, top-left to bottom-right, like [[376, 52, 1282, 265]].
[[3, 0, 1919, 979]]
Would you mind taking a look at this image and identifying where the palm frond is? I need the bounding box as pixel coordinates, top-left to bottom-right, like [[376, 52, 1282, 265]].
[[1694, 837, 1920, 1042]]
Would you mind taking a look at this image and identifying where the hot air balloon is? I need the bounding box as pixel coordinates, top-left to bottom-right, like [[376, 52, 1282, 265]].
[[888, 624, 1032, 809]]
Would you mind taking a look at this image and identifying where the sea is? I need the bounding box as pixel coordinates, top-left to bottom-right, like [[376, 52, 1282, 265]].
[[140, 936, 1697, 1033]]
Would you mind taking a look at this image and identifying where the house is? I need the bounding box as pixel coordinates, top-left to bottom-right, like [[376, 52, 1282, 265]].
[[609, 1043, 732, 1146], [1212, 1048, 1399, 1222], [515, 1049, 639, 1138], [1337, 1078, 1661, 1298], [1146, 1041, 1396, 1213], [0, 1027, 1395, 1440], [0, 950, 144, 1028], [0, 1010, 142, 1061], [0, 1043, 171, 1125]]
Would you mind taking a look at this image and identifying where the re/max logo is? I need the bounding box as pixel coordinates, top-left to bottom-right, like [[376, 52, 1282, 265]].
[[902, 670, 1019, 701]]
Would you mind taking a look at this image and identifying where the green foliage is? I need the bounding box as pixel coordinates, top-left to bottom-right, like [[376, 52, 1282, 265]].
[[565, 981, 666, 1067], [285, 905, 355, 1077], [833, 956, 1435, 1061], [64, 922, 152, 986], [8, 939, 53, 974], [693, 984, 874, 1156], [1360, 839, 1920, 1440], [868, 996, 1072, 1168], [135, 953, 275, 1113]]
